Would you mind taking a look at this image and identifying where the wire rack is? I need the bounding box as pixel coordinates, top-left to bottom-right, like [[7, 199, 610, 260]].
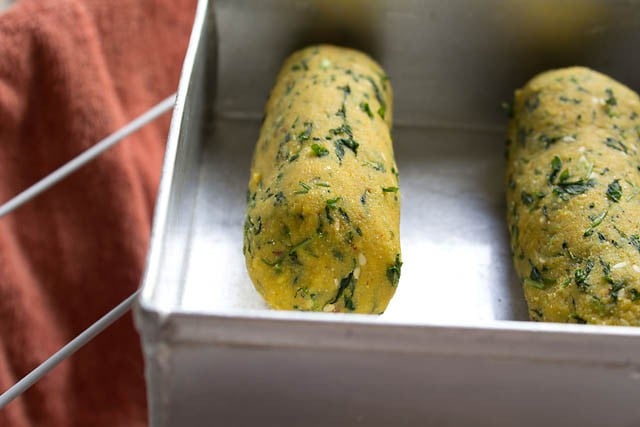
[[0, 93, 176, 408]]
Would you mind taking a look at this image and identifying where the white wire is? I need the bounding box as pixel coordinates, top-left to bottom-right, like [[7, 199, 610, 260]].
[[0, 291, 140, 408], [0, 93, 177, 218], [0, 93, 176, 408]]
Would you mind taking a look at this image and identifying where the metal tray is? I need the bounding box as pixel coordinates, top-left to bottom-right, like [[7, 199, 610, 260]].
[[136, 1, 640, 425]]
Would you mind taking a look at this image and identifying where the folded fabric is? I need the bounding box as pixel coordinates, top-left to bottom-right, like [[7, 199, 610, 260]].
[[0, 0, 195, 425]]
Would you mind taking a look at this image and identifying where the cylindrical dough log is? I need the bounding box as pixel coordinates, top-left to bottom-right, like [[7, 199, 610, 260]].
[[243, 45, 402, 314], [506, 67, 640, 325]]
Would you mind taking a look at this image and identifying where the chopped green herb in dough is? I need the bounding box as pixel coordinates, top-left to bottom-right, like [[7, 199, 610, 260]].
[[606, 180, 622, 202], [310, 143, 329, 157]]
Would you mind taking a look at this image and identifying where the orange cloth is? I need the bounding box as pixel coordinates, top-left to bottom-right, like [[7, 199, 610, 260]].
[[0, 0, 196, 425]]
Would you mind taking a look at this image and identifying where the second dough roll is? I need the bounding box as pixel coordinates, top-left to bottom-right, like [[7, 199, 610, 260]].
[[507, 67, 640, 325], [243, 45, 402, 314]]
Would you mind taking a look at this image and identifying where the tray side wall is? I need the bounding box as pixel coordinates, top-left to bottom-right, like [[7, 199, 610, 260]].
[[154, 315, 640, 427], [135, 0, 216, 423], [215, 0, 640, 129]]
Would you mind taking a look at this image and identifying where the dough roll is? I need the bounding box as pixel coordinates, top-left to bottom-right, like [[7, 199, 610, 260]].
[[243, 45, 402, 314], [506, 67, 640, 325]]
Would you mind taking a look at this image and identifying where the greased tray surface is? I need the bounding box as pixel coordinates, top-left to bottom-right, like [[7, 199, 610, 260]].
[[146, 0, 640, 322], [136, 1, 640, 426]]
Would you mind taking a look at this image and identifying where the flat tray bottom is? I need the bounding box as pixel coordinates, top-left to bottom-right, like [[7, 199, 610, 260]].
[[179, 116, 529, 322]]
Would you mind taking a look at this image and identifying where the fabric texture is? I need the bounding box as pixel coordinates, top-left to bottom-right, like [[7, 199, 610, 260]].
[[0, 0, 196, 425]]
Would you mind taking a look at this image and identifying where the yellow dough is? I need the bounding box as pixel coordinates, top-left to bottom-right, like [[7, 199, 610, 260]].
[[243, 45, 401, 314], [506, 67, 640, 325]]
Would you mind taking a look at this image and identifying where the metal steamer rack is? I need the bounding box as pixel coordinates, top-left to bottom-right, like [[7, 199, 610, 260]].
[[3, 1, 640, 426]]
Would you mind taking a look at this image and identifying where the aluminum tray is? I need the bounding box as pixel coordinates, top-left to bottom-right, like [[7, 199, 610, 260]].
[[136, 1, 640, 425]]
